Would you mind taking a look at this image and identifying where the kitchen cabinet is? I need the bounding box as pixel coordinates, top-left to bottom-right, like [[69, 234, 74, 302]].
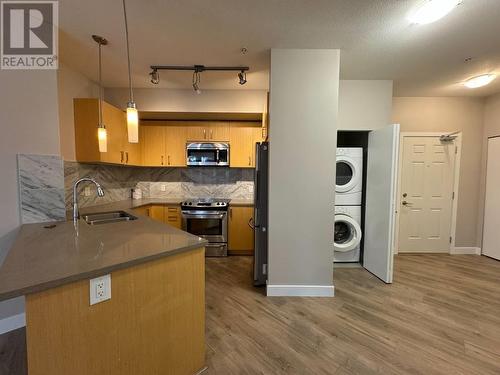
[[185, 122, 229, 141], [132, 205, 151, 217], [148, 204, 182, 229], [228, 206, 254, 255], [140, 125, 186, 167], [74, 98, 140, 165], [229, 123, 263, 168]]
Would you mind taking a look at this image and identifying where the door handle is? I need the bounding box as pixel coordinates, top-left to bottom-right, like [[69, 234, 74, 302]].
[[120, 151, 124, 163], [168, 155, 171, 165], [125, 152, 129, 164], [203, 129, 206, 139], [210, 129, 213, 139], [402, 200, 413, 207], [161, 155, 164, 165], [248, 156, 251, 166]]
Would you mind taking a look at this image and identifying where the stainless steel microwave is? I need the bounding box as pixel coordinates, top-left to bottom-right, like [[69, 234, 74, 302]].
[[186, 142, 230, 167]]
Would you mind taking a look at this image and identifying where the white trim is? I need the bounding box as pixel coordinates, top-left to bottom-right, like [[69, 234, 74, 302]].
[[0, 313, 26, 335], [266, 285, 335, 297], [450, 247, 481, 255], [395, 132, 462, 255]]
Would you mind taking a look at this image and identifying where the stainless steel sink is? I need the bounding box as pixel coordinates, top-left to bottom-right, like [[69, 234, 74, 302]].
[[82, 211, 138, 225]]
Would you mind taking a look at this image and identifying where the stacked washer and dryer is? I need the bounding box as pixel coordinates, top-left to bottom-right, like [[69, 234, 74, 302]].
[[334, 148, 364, 263]]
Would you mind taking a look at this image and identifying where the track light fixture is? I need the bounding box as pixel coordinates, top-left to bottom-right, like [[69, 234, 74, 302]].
[[149, 65, 249, 90], [150, 69, 160, 84], [192, 66, 202, 94], [238, 70, 247, 85]]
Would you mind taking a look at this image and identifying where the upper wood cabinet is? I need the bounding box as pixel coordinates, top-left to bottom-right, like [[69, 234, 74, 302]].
[[229, 122, 263, 168], [140, 123, 186, 167], [185, 122, 229, 142], [74, 98, 141, 165], [228, 206, 254, 255]]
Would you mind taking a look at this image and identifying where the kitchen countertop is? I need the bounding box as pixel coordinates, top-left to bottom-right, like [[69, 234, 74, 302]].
[[79, 198, 254, 211], [0, 203, 208, 301]]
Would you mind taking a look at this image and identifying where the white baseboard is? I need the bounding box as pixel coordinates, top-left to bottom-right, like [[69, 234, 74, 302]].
[[450, 247, 481, 255], [266, 284, 335, 297], [0, 313, 26, 335]]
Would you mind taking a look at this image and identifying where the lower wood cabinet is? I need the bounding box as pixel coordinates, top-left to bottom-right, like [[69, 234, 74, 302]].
[[146, 204, 182, 229], [228, 206, 254, 255], [131, 205, 151, 217]]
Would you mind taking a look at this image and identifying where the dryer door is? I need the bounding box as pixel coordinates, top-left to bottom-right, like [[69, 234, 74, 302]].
[[336, 156, 359, 193], [334, 214, 362, 252]]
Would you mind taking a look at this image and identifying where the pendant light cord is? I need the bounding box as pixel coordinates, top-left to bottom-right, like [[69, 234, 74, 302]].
[[98, 41, 103, 126], [122, 0, 134, 102]]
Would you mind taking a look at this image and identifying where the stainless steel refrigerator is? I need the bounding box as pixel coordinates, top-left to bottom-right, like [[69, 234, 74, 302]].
[[253, 142, 269, 286]]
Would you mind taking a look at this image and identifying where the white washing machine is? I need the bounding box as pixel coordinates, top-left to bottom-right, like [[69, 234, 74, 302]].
[[336, 147, 363, 206], [334, 205, 362, 263]]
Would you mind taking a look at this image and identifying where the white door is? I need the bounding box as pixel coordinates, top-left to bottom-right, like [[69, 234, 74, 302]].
[[398, 136, 456, 253], [364, 124, 399, 283], [482, 137, 500, 260]]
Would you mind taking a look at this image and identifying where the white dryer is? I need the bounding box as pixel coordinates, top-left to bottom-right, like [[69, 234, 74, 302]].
[[334, 205, 362, 263], [336, 147, 363, 205]]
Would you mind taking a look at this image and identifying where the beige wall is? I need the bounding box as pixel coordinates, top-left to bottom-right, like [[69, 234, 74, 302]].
[[58, 63, 99, 161], [339, 80, 393, 130], [268, 49, 339, 294], [105, 88, 268, 114], [0, 69, 60, 326], [392, 97, 485, 248], [476, 93, 500, 248]]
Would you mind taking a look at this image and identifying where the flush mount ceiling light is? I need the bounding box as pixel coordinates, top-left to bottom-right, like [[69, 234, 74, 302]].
[[149, 65, 249, 89], [122, 0, 139, 143], [463, 74, 496, 89], [408, 0, 462, 25], [92, 35, 108, 153]]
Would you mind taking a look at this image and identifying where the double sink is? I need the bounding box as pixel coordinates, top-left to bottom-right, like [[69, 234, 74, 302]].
[[82, 211, 138, 226]]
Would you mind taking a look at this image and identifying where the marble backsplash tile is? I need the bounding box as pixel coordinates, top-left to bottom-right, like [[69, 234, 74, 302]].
[[64, 162, 254, 209], [18, 154, 65, 223]]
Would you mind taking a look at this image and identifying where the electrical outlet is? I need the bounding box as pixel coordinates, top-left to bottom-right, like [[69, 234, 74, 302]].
[[161, 184, 166, 192], [89, 274, 111, 305], [84, 186, 91, 197]]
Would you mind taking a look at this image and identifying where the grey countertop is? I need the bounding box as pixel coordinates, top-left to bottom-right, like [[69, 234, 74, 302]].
[[0, 202, 208, 301]]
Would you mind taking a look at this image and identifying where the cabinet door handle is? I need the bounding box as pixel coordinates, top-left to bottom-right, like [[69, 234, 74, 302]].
[[168, 155, 171, 165], [203, 129, 206, 139], [248, 156, 251, 166], [210, 129, 213, 139], [126, 152, 129, 164], [120, 151, 124, 163], [229, 208, 233, 219], [161, 155, 164, 165]]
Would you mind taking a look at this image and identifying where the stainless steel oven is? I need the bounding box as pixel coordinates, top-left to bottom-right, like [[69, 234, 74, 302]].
[[186, 142, 230, 167], [181, 199, 229, 256]]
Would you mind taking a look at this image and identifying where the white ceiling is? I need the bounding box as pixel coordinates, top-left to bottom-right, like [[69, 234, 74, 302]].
[[59, 0, 500, 97]]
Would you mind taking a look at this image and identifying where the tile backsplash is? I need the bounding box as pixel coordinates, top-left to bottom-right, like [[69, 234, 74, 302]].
[[64, 162, 254, 209], [18, 154, 66, 223]]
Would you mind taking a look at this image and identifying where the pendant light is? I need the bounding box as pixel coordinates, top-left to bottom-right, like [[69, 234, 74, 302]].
[[93, 35, 108, 153], [122, 0, 139, 143]]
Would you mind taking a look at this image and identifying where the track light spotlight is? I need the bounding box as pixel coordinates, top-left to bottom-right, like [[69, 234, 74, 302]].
[[150, 69, 160, 84], [238, 71, 247, 85], [192, 70, 202, 94]]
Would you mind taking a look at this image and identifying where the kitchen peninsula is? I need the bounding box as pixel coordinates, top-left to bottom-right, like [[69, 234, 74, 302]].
[[0, 206, 207, 375]]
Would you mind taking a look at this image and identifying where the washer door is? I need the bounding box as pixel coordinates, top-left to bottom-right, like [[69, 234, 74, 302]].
[[334, 214, 362, 252], [336, 156, 358, 193]]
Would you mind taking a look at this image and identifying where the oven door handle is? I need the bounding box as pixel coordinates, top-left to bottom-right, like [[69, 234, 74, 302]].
[[181, 213, 226, 219]]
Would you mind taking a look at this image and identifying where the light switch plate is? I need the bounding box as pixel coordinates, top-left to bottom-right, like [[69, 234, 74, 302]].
[[89, 274, 111, 305], [84, 186, 91, 196], [161, 184, 166, 192]]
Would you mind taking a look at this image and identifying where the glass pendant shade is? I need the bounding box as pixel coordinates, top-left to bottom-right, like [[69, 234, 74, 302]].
[[126, 102, 139, 143], [98, 126, 107, 152]]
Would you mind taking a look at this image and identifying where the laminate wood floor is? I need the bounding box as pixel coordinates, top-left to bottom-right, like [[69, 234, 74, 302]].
[[205, 255, 500, 375]]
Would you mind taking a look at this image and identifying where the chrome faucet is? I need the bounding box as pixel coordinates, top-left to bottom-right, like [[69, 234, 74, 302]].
[[73, 178, 105, 222]]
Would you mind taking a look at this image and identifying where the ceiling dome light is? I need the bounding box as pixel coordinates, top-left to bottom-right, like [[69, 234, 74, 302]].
[[408, 0, 461, 25], [464, 74, 496, 89]]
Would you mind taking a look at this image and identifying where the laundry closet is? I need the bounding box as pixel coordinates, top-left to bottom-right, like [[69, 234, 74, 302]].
[[334, 124, 400, 283]]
